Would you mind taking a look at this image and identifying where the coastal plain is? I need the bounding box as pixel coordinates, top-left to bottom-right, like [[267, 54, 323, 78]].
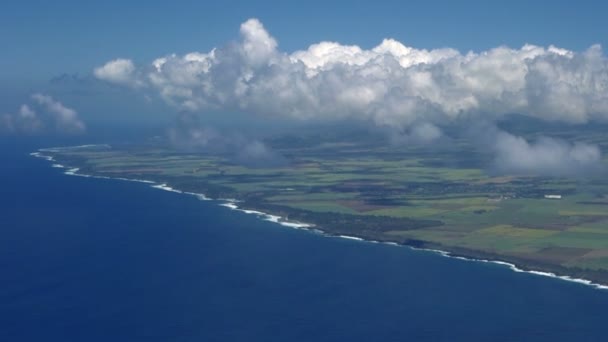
[[42, 123, 608, 284]]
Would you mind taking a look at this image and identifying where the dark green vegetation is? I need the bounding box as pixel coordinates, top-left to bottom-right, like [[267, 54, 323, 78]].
[[44, 122, 608, 284]]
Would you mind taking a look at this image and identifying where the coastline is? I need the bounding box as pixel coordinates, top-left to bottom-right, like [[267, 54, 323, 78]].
[[31, 148, 608, 291]]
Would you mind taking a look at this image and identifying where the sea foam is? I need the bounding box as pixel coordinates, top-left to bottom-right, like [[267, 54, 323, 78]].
[[338, 235, 365, 241], [415, 247, 608, 290], [219, 200, 314, 229]]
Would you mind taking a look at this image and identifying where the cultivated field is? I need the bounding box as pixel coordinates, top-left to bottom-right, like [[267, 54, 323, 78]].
[[45, 123, 608, 282]]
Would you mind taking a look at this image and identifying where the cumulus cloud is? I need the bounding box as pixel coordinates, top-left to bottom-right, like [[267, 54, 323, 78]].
[[235, 140, 287, 168], [93, 58, 137, 86], [0, 94, 85, 134], [167, 112, 223, 150], [390, 122, 443, 145], [470, 124, 603, 176], [93, 18, 608, 175], [0, 104, 43, 134], [167, 112, 286, 167], [94, 18, 608, 130], [31, 94, 86, 133]]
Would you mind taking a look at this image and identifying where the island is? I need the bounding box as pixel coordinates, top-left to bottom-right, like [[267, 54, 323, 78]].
[[35, 122, 608, 286]]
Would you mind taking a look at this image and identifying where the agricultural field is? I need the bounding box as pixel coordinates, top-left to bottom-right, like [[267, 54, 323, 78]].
[[43, 123, 608, 283]]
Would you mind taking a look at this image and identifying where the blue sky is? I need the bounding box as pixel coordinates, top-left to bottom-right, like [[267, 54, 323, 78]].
[[2, 0, 607, 82]]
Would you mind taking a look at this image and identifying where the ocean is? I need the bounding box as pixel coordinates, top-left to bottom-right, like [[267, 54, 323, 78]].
[[2, 134, 608, 342]]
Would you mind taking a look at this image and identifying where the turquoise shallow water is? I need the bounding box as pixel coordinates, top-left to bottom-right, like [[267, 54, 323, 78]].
[[2, 136, 608, 342]]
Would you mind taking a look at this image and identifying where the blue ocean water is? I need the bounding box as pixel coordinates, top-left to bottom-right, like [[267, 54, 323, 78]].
[[2, 135, 608, 342]]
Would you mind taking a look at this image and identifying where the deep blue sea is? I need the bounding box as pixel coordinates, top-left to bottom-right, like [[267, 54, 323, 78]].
[[2, 132, 608, 342]]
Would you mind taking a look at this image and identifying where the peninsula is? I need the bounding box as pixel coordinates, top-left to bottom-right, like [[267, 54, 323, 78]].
[[37, 123, 608, 285]]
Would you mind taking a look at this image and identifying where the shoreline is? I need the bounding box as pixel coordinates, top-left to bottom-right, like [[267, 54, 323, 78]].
[[31, 149, 608, 291]]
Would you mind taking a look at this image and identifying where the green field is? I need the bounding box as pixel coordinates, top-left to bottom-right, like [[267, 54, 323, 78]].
[[42, 126, 608, 283]]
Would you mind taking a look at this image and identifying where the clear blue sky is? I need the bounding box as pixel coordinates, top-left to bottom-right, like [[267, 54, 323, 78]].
[[2, 0, 607, 82]]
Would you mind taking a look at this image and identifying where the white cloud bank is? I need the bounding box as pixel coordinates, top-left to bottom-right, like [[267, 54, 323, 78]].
[[94, 18, 608, 129], [1, 94, 85, 134], [492, 130, 602, 176], [94, 18, 606, 175]]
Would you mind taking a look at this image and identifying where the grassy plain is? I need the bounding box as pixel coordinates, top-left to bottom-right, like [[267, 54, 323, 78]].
[[44, 123, 608, 283]]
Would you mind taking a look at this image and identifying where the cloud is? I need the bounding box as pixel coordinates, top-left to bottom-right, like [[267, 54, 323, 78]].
[[31, 94, 86, 133], [167, 112, 286, 167], [472, 124, 603, 176], [0, 104, 43, 134], [94, 18, 608, 130], [235, 140, 287, 168], [390, 122, 443, 145], [92, 18, 607, 176], [167, 112, 223, 151], [0, 94, 85, 134], [239, 18, 278, 66], [93, 58, 137, 86]]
